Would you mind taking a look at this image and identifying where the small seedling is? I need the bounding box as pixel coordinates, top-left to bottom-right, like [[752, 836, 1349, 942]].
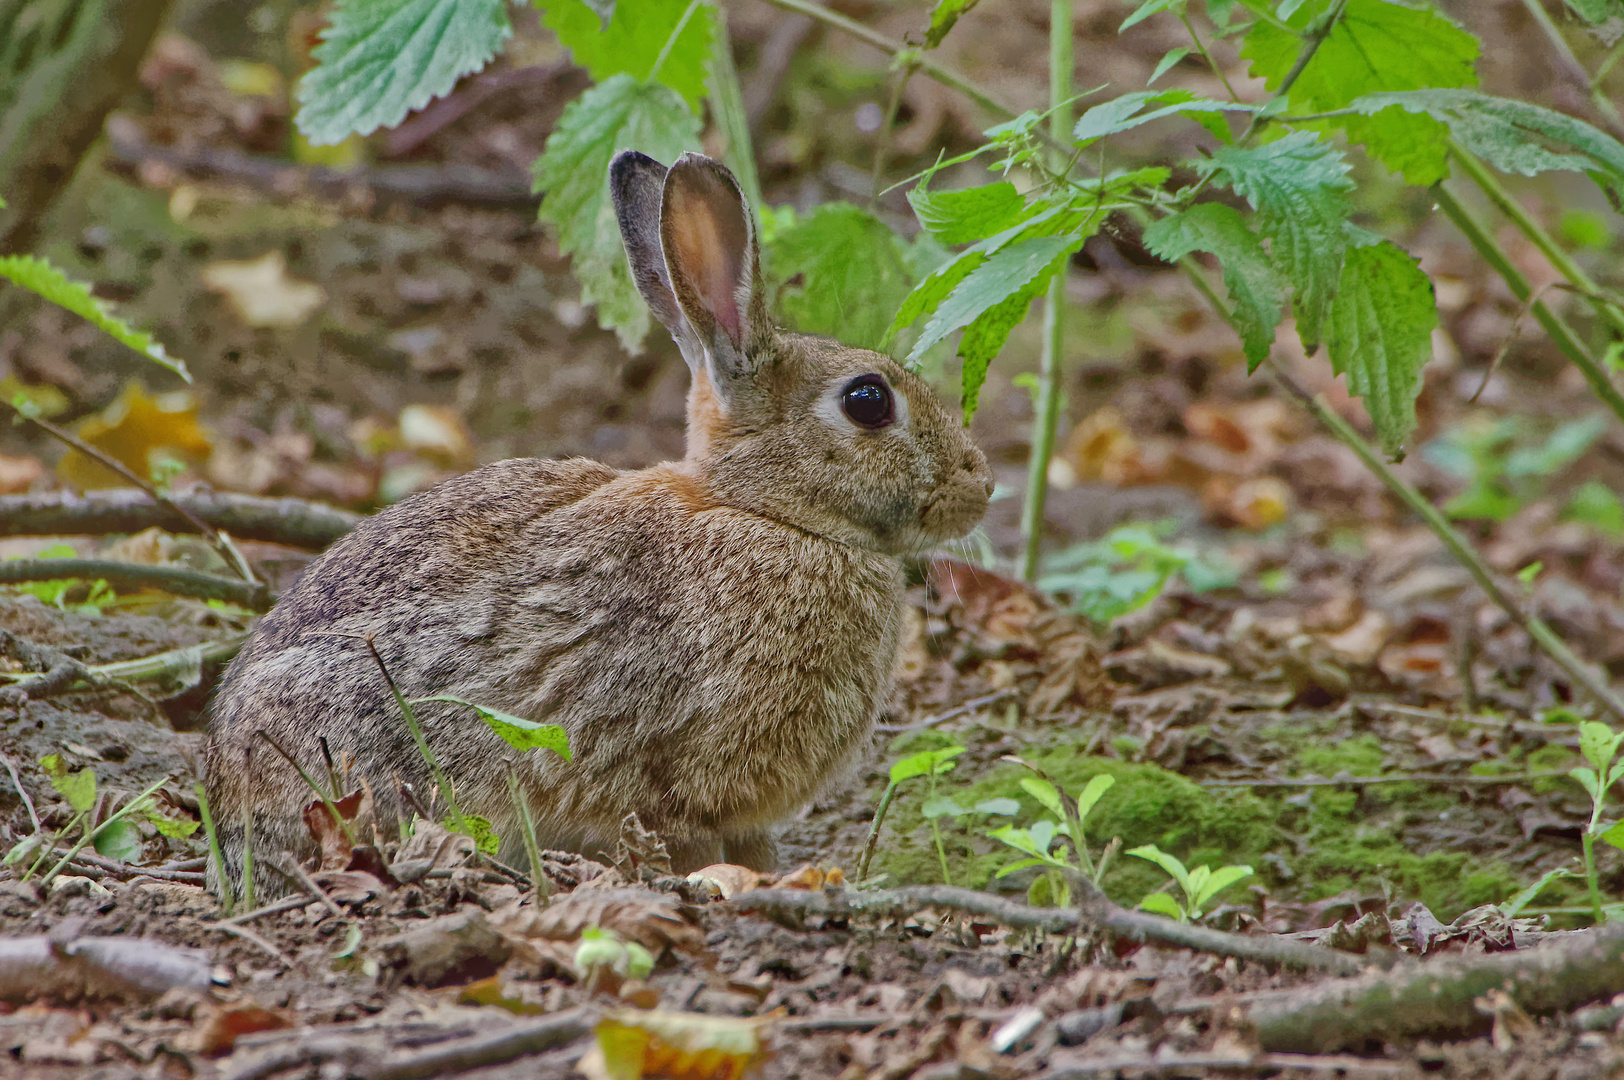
[[574, 925, 654, 982], [1127, 844, 1252, 923], [987, 768, 1117, 907], [507, 767, 550, 901], [858, 745, 965, 883], [1561, 715, 1624, 923], [1037, 523, 1234, 627]]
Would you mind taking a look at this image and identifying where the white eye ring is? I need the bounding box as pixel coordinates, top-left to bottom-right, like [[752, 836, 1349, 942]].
[[814, 374, 910, 435]]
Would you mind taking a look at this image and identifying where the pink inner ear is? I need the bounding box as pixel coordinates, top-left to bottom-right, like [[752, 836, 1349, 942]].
[[667, 181, 748, 348]]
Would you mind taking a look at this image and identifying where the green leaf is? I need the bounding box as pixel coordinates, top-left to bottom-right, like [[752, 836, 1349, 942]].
[[147, 810, 200, 839], [1019, 777, 1066, 819], [1348, 89, 1624, 205], [42, 755, 97, 814], [417, 695, 572, 759], [1121, 0, 1187, 31], [974, 797, 1021, 816], [1149, 48, 1189, 86], [994, 857, 1051, 878], [1074, 774, 1117, 822], [0, 256, 189, 380], [921, 794, 966, 819], [94, 819, 143, 862], [890, 745, 966, 784], [533, 75, 702, 351], [1564, 480, 1624, 538], [1241, 0, 1479, 185], [582, 0, 617, 29], [1073, 89, 1252, 146], [1564, 0, 1623, 23], [1126, 843, 1192, 897], [1572, 765, 1603, 803], [1191, 864, 1253, 909], [449, 813, 501, 855], [541, 0, 715, 109], [1505, 414, 1608, 479], [925, 0, 980, 48], [955, 248, 1075, 422], [1322, 238, 1438, 458], [1143, 202, 1287, 370], [1499, 867, 1573, 916], [908, 180, 1032, 247], [295, 0, 513, 145], [1137, 891, 1185, 919], [1579, 721, 1623, 773], [1601, 820, 1624, 852], [1203, 131, 1353, 349], [763, 203, 916, 352]]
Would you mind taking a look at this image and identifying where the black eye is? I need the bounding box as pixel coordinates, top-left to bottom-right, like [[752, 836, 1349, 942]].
[[841, 376, 894, 429]]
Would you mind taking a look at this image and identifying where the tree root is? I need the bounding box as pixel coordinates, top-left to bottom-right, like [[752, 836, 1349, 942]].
[[727, 882, 1373, 976], [0, 489, 360, 549], [0, 558, 271, 609]]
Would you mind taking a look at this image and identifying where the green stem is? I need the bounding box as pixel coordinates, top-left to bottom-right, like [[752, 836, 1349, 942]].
[[870, 60, 919, 205], [648, 0, 702, 84], [1434, 182, 1624, 429], [703, 7, 762, 213], [196, 783, 232, 916], [1178, 14, 1237, 102], [858, 781, 900, 883], [1016, 0, 1074, 583], [359, 637, 465, 833], [1450, 142, 1624, 341], [507, 767, 550, 901], [1584, 831, 1603, 924], [1517, 0, 1624, 139], [39, 775, 171, 887]]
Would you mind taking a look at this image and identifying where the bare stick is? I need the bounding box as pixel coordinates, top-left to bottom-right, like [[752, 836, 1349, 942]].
[[274, 857, 345, 921], [0, 489, 359, 549], [222, 894, 310, 926], [0, 557, 270, 609], [0, 753, 41, 833], [197, 920, 295, 968]]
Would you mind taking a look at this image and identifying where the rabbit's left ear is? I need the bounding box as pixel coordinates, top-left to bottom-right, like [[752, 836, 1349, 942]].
[[611, 150, 705, 371], [659, 153, 770, 396]]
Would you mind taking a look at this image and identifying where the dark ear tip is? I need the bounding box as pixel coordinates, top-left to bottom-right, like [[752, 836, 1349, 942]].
[[610, 150, 667, 183]]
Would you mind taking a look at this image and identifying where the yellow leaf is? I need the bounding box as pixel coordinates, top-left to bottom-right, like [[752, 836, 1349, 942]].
[[201, 251, 326, 329], [58, 382, 211, 490], [595, 1009, 780, 1080]]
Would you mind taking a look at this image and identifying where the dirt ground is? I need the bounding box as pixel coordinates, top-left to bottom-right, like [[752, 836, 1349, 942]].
[[5, 0, 1624, 1077]]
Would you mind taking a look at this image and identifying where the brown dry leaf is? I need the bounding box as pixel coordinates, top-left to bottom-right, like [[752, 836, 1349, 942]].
[[57, 383, 212, 490], [313, 869, 386, 905], [611, 812, 674, 882], [201, 251, 326, 328], [300, 787, 370, 871], [1105, 638, 1231, 689], [1476, 988, 1537, 1051], [186, 1001, 290, 1056], [0, 453, 43, 494], [1319, 610, 1391, 667], [455, 974, 550, 1014], [688, 864, 763, 900], [1062, 406, 1142, 484], [491, 888, 706, 958], [927, 558, 1046, 651], [1219, 476, 1293, 531], [398, 404, 474, 468], [1028, 621, 1112, 714], [375, 909, 511, 988], [1183, 402, 1251, 455], [589, 1008, 781, 1080]]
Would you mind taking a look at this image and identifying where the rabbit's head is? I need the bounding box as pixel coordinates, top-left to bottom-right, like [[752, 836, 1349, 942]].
[[611, 151, 992, 556]]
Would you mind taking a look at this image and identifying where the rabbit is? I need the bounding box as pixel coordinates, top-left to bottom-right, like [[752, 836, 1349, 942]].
[[202, 151, 993, 895]]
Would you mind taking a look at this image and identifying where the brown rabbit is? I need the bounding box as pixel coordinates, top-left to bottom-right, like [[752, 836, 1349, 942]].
[[203, 151, 992, 892]]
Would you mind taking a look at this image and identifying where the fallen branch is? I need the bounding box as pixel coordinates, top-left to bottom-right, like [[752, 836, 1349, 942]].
[[0, 934, 213, 1002], [1044, 1051, 1406, 1078], [1, 634, 246, 699], [728, 882, 1373, 976], [0, 629, 96, 704], [0, 557, 271, 609], [0, 489, 360, 549], [1246, 918, 1624, 1053]]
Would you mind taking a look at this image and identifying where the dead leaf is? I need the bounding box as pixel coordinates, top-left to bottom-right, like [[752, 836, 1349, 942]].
[[1476, 988, 1537, 1051], [491, 888, 707, 959], [1105, 638, 1231, 689], [590, 1008, 781, 1080], [201, 250, 326, 328], [300, 787, 371, 871], [1320, 610, 1391, 667], [57, 382, 211, 490], [612, 813, 674, 882], [375, 909, 512, 988], [313, 870, 386, 905], [0, 453, 43, 494], [688, 864, 763, 900], [186, 1001, 290, 1055], [392, 819, 476, 882], [398, 404, 474, 468], [1063, 406, 1141, 484]]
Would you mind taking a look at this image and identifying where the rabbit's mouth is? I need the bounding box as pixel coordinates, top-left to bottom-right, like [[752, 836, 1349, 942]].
[[917, 482, 992, 543]]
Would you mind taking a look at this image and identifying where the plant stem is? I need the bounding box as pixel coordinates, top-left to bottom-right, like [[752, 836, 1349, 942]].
[[39, 775, 171, 887], [1450, 142, 1624, 341], [870, 59, 918, 205], [239, 810, 255, 911], [1434, 182, 1624, 428], [754, 0, 1016, 121], [648, 0, 702, 85], [353, 635, 466, 833], [1016, 0, 1075, 583], [1517, 0, 1624, 140], [703, 6, 762, 212], [507, 767, 550, 901], [196, 783, 232, 916], [1584, 831, 1603, 924], [1266, 360, 1624, 725], [858, 780, 900, 883], [256, 729, 358, 848]]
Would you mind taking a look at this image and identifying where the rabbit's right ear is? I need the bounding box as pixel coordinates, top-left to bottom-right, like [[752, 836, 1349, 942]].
[[659, 153, 771, 401], [611, 151, 704, 370]]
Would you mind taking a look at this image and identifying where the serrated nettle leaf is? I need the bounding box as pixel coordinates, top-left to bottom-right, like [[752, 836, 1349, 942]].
[[296, 0, 512, 145], [1564, 0, 1623, 22], [1572, 765, 1603, 802], [1019, 777, 1065, 819], [1138, 891, 1185, 919], [1073, 89, 1253, 147], [541, 0, 715, 109], [762, 203, 916, 352], [975, 797, 1022, 816], [1149, 48, 1189, 85], [889, 745, 967, 784], [0, 256, 189, 380], [955, 248, 1075, 423], [1075, 774, 1117, 821], [1348, 90, 1624, 204], [1120, 0, 1187, 32], [533, 75, 701, 351], [1601, 819, 1624, 851], [1241, 0, 1479, 185], [416, 694, 572, 759], [908, 233, 1084, 365], [1580, 721, 1622, 772], [925, 0, 981, 48], [1203, 131, 1353, 349], [921, 795, 966, 819], [48, 765, 98, 814], [908, 180, 1032, 247], [1323, 238, 1438, 458], [1143, 202, 1286, 370]]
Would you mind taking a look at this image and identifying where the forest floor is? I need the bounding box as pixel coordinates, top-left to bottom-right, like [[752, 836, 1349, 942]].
[[3, 1, 1624, 1077]]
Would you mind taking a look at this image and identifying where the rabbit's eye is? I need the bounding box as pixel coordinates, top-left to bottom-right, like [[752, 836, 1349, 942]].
[[842, 377, 894, 429]]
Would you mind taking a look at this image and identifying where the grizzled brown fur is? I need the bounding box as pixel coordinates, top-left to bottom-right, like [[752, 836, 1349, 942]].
[[204, 153, 991, 893]]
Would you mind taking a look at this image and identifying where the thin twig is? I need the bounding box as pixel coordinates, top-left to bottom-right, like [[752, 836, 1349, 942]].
[[222, 894, 310, 926], [1199, 770, 1572, 788], [0, 557, 270, 609], [274, 857, 345, 921], [0, 489, 359, 548], [875, 690, 1016, 734], [0, 753, 40, 833], [198, 920, 296, 967], [1472, 281, 1559, 403]]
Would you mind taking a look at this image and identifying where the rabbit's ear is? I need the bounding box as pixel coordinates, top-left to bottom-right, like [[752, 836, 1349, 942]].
[[660, 153, 770, 397], [610, 151, 705, 369]]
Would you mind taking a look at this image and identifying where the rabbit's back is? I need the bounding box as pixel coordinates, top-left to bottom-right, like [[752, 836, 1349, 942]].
[[205, 458, 903, 874]]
